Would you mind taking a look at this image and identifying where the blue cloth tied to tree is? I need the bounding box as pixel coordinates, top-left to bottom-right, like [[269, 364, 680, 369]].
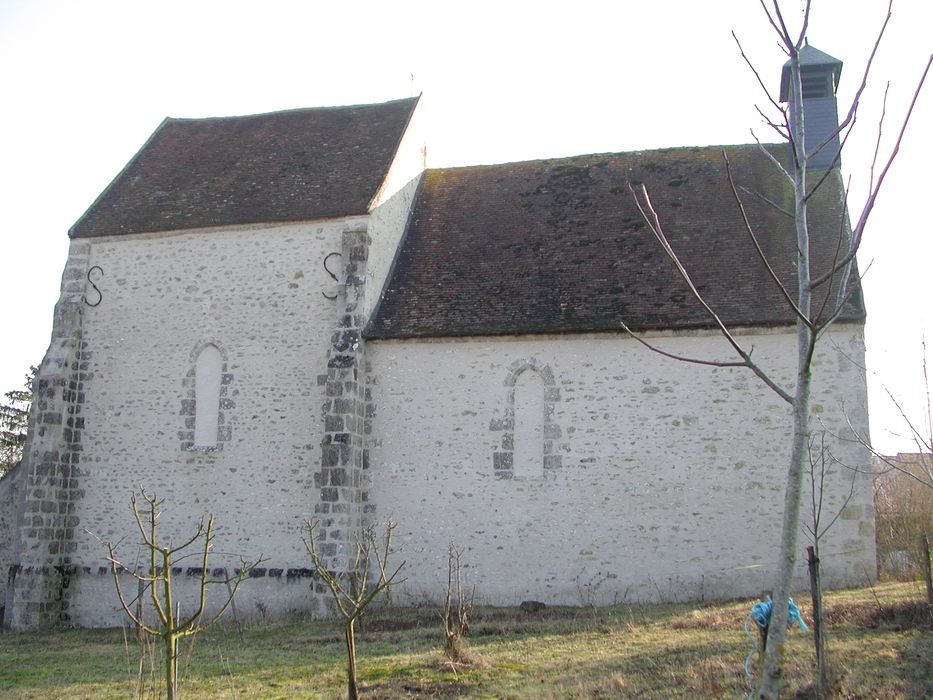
[[749, 595, 808, 631], [743, 594, 809, 695]]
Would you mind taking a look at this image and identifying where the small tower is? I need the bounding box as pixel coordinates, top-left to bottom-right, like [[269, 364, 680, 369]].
[[779, 43, 843, 170]]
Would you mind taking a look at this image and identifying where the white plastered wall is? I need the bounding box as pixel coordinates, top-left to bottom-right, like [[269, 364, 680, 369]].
[[362, 94, 428, 324], [366, 326, 875, 606], [363, 174, 423, 322], [369, 95, 427, 211]]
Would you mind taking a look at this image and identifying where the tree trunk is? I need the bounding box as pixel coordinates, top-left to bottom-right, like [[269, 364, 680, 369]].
[[759, 379, 811, 699], [759, 46, 812, 700], [920, 534, 932, 604], [165, 632, 177, 700], [346, 619, 358, 700], [808, 545, 827, 699]]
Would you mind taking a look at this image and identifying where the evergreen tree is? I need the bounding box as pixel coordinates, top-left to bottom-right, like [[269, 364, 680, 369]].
[[0, 367, 35, 476]]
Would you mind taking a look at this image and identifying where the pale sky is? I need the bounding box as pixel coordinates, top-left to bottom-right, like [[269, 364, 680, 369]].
[[0, 0, 930, 454]]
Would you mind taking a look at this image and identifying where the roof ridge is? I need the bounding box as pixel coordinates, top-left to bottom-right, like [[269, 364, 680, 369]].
[[424, 143, 784, 174], [162, 96, 420, 124]]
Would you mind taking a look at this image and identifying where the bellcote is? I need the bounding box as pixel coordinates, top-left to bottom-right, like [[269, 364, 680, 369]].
[[779, 43, 843, 170]]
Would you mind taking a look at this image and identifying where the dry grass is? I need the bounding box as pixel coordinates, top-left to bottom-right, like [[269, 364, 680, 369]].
[[0, 581, 930, 698]]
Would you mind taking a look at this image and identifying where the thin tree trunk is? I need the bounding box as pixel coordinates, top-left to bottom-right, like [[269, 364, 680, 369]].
[[808, 545, 827, 699], [759, 46, 812, 699], [162, 546, 177, 700], [346, 620, 358, 700], [166, 632, 177, 700], [920, 534, 932, 604], [760, 375, 811, 699], [224, 569, 245, 644]]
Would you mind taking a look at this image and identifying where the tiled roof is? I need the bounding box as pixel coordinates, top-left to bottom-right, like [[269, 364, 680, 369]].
[[367, 145, 863, 338], [70, 97, 419, 238]]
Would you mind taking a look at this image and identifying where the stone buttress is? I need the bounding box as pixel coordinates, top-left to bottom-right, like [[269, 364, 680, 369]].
[[312, 222, 376, 608], [4, 241, 92, 630]]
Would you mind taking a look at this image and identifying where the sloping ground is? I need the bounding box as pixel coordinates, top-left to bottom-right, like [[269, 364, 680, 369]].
[[1, 582, 929, 698]]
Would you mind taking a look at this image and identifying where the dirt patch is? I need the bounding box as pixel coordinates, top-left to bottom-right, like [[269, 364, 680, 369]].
[[825, 599, 933, 630], [359, 615, 433, 633], [361, 680, 471, 698]]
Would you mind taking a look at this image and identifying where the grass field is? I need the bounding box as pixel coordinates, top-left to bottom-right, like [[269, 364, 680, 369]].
[[0, 581, 930, 698]]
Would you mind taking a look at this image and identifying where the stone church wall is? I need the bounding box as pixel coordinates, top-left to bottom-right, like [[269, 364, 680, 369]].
[[4, 192, 875, 626], [9, 218, 370, 628], [3, 172, 440, 629], [365, 326, 875, 606]]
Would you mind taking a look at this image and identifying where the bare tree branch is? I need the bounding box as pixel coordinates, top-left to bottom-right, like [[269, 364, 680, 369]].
[[755, 103, 791, 140], [813, 259, 874, 338], [738, 185, 794, 218], [869, 82, 891, 193], [810, 185, 851, 329], [305, 518, 405, 700], [627, 182, 793, 404], [724, 151, 808, 324], [810, 52, 932, 290], [795, 0, 811, 48], [805, 434, 858, 543], [802, 120, 854, 202], [94, 488, 261, 700], [733, 30, 785, 115], [752, 133, 795, 184], [806, 0, 892, 163], [757, 0, 789, 49], [848, 413, 933, 490], [619, 322, 749, 369]]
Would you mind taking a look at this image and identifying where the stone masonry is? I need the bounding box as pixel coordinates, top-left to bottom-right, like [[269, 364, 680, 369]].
[[491, 357, 563, 480], [177, 340, 235, 453], [313, 222, 374, 605], [5, 241, 91, 630]]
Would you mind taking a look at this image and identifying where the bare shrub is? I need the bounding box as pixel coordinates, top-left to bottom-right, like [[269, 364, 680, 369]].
[[304, 519, 405, 700], [441, 544, 474, 664], [94, 487, 261, 700], [874, 454, 933, 579]]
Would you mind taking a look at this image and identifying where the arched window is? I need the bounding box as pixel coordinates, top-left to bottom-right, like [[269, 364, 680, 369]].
[[491, 358, 562, 480], [194, 344, 223, 448], [513, 369, 545, 479]]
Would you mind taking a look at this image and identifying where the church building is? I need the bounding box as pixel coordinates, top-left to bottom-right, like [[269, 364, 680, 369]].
[[2, 46, 875, 629]]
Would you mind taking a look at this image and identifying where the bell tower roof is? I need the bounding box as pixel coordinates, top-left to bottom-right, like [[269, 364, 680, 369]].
[[780, 43, 843, 102]]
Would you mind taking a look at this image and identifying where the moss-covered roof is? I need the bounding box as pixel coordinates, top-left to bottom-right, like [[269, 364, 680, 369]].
[[367, 145, 863, 338], [70, 97, 419, 238]]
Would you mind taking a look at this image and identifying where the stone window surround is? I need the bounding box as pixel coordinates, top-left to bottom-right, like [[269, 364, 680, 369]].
[[490, 357, 562, 480], [179, 339, 234, 453]]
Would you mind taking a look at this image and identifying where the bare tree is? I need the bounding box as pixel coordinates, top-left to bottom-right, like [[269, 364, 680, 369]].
[[0, 366, 35, 476], [624, 2, 930, 697], [441, 543, 474, 664], [859, 340, 933, 489], [846, 341, 933, 583], [802, 434, 859, 698], [95, 488, 261, 700], [304, 519, 405, 700]]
